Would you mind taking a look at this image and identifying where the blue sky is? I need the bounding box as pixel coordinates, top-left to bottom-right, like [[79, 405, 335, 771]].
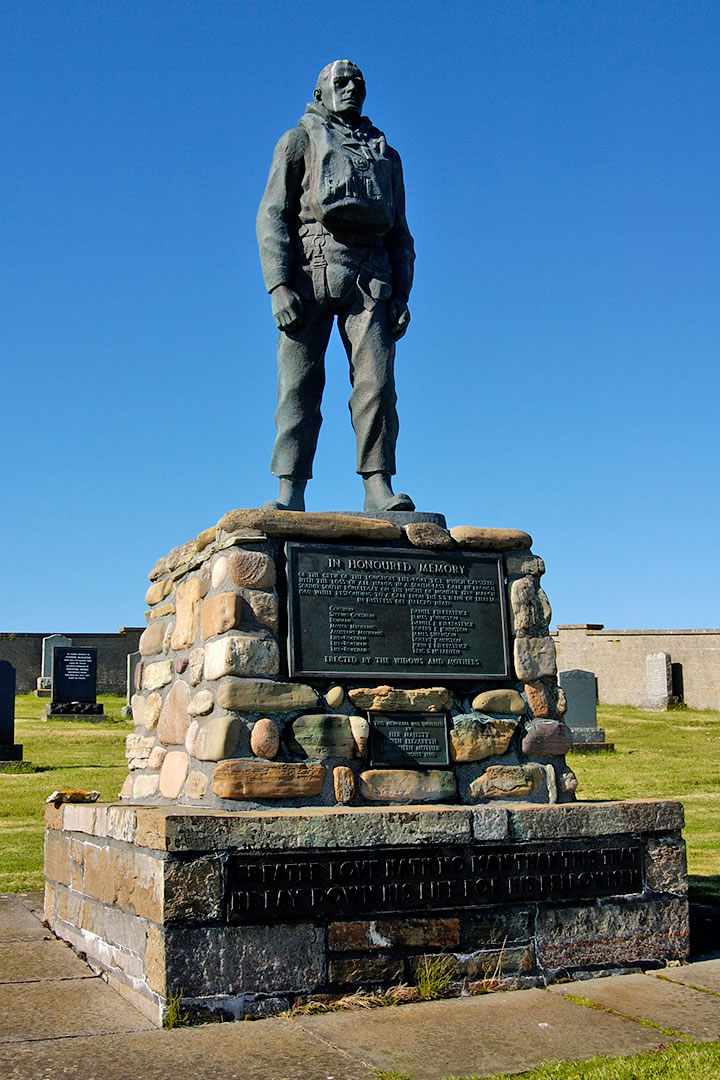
[[2, 0, 718, 633]]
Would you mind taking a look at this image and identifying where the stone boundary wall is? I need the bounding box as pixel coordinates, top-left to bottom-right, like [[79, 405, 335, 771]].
[[0, 629, 144, 695], [43, 799, 689, 1025], [124, 509, 577, 809], [553, 625, 720, 711]]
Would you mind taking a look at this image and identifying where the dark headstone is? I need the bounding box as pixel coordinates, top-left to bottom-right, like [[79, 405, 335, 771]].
[[558, 669, 597, 728], [286, 542, 510, 681], [48, 648, 103, 718], [0, 661, 22, 762]]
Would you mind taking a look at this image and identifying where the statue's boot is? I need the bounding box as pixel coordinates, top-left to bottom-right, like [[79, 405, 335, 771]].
[[262, 478, 306, 512], [364, 492, 416, 512], [362, 473, 415, 513]]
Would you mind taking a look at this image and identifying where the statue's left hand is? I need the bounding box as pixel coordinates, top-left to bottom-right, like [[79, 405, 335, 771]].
[[388, 296, 411, 341]]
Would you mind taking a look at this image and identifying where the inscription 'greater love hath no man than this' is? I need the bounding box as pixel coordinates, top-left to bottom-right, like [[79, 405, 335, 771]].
[[226, 841, 644, 922], [286, 543, 510, 680]]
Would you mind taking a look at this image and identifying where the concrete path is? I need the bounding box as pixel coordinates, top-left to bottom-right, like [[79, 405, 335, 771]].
[[1, 893, 719, 1080]]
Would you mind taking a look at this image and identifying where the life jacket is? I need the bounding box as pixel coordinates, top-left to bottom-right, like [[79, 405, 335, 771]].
[[298, 105, 395, 235]]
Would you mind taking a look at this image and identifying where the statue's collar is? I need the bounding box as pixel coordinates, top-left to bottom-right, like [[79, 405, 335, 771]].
[[303, 101, 372, 137]]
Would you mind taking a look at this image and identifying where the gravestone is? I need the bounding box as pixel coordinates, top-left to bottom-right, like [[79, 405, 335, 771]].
[[121, 651, 141, 718], [644, 651, 672, 709], [35, 634, 72, 696], [45, 647, 104, 719], [559, 668, 612, 752], [0, 661, 23, 763]]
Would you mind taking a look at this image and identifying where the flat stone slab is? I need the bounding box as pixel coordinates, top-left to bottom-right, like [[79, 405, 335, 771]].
[[549, 971, 720, 1040], [0, 896, 48, 942], [0, 1022, 375, 1079], [650, 957, 720, 994], [0, 978, 156, 1042], [291, 986, 672, 1080], [0, 939, 96, 983]]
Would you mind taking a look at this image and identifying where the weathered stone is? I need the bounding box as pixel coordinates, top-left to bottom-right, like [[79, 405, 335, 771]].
[[126, 733, 156, 770], [163, 622, 174, 654], [330, 956, 403, 984], [514, 636, 557, 681], [349, 715, 370, 757], [510, 576, 552, 635], [329, 918, 460, 951], [349, 685, 451, 712], [211, 760, 326, 799], [211, 556, 228, 589], [133, 773, 160, 799], [559, 768, 578, 795], [143, 660, 173, 691], [195, 526, 216, 552], [504, 552, 545, 577], [522, 720, 572, 756], [189, 648, 205, 686], [250, 717, 280, 759], [145, 692, 162, 731], [159, 751, 189, 798], [188, 689, 214, 716], [157, 681, 191, 745], [645, 837, 688, 895], [359, 769, 457, 803], [145, 579, 172, 606], [244, 589, 279, 632], [147, 602, 175, 621], [139, 621, 166, 657], [333, 766, 355, 804], [289, 714, 357, 759], [130, 693, 145, 727], [186, 770, 208, 799], [193, 715, 242, 762], [204, 634, 280, 680], [470, 764, 546, 800], [450, 526, 532, 551], [148, 745, 167, 770], [201, 592, 243, 640], [537, 898, 688, 969], [325, 685, 345, 709], [471, 689, 525, 715], [119, 774, 133, 799], [524, 681, 554, 719], [449, 715, 518, 763], [556, 687, 568, 715], [218, 508, 402, 542], [170, 577, 203, 650], [217, 678, 318, 712], [175, 656, 188, 674], [403, 522, 455, 549], [227, 549, 276, 590]]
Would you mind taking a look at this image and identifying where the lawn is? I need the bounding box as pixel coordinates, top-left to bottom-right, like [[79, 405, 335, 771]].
[[1, 700, 719, 898]]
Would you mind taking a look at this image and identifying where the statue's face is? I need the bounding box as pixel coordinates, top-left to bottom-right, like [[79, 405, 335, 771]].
[[315, 62, 366, 120]]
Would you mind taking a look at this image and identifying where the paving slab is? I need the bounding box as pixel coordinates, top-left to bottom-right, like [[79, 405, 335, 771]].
[[0, 895, 49, 942], [652, 957, 720, 995], [290, 987, 672, 1080], [549, 971, 720, 1041], [0, 1021, 375, 1080], [0, 978, 156, 1042], [0, 938, 96, 983]]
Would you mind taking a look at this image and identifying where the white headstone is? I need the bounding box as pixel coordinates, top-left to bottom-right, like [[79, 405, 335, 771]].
[[37, 634, 72, 691], [645, 652, 672, 708]]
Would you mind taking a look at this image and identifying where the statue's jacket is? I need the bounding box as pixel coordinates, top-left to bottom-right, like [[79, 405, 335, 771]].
[[257, 102, 415, 310]]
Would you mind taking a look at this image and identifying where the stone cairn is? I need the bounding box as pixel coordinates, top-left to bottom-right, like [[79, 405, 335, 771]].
[[122, 509, 576, 809]]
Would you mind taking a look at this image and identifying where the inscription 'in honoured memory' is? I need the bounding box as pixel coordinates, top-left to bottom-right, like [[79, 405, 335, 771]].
[[286, 543, 509, 680], [226, 840, 644, 923]]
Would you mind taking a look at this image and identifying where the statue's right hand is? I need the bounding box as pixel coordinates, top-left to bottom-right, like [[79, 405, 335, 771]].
[[271, 285, 304, 333]]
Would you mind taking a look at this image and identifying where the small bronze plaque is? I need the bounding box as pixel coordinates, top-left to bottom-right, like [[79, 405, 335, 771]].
[[370, 712, 449, 767], [286, 542, 510, 681]]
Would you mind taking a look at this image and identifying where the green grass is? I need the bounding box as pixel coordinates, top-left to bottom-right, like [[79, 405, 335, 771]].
[[572, 704, 720, 902], [0, 693, 131, 891], [440, 1038, 720, 1079]]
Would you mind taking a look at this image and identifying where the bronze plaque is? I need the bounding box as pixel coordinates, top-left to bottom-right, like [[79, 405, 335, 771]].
[[370, 712, 450, 767], [286, 543, 510, 681]]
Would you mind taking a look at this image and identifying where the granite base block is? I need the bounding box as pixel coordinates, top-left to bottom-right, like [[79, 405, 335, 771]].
[[44, 799, 689, 1026]]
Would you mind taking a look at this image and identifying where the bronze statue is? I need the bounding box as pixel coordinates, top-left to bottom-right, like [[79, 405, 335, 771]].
[[257, 60, 416, 512]]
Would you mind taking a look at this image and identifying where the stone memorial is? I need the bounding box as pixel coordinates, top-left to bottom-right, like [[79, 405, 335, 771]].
[[46, 647, 104, 720], [558, 669, 612, 752], [35, 633, 72, 696], [43, 61, 689, 1026], [0, 661, 22, 763], [644, 651, 673, 709]]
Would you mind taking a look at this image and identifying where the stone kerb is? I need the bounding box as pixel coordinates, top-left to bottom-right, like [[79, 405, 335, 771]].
[[121, 509, 574, 811]]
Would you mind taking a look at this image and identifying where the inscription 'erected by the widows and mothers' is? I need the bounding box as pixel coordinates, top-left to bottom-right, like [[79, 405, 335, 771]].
[[286, 543, 509, 680], [225, 840, 644, 923]]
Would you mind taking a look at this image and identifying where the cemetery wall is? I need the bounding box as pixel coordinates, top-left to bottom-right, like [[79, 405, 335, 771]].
[[553, 625, 720, 711], [0, 629, 143, 694]]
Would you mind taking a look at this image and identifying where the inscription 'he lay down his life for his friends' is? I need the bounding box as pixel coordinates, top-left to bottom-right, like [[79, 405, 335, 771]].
[[286, 543, 510, 681]]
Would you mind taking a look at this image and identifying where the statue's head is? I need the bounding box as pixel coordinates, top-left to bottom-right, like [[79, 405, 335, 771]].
[[314, 60, 366, 121]]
